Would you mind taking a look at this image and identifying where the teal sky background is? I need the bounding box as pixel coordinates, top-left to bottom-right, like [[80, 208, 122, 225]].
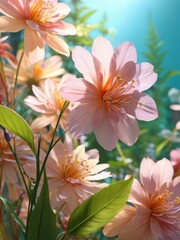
[[84, 0, 180, 88]]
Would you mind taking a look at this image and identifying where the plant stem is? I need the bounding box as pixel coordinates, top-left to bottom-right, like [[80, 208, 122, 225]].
[[116, 142, 126, 162]]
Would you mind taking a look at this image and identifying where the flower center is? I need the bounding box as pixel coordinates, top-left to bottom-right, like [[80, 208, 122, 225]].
[[53, 89, 65, 111], [102, 75, 136, 112], [150, 189, 180, 221], [29, 0, 59, 24], [59, 150, 90, 183], [33, 63, 43, 79]]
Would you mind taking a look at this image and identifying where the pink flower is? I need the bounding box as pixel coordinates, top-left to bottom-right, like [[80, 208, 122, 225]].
[[103, 157, 180, 240], [170, 104, 180, 129], [0, 35, 16, 63], [24, 78, 69, 130], [4, 49, 65, 87], [25, 140, 111, 213], [0, 0, 76, 63], [61, 36, 158, 150], [0, 129, 34, 193], [170, 149, 180, 177]]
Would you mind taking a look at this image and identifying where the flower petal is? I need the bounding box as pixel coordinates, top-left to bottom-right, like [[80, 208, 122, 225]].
[[0, 0, 24, 18], [0, 16, 25, 32], [72, 46, 98, 84], [92, 36, 114, 81], [95, 116, 118, 151], [24, 27, 45, 64], [134, 62, 158, 92], [113, 41, 137, 71], [31, 114, 57, 129], [46, 32, 69, 57], [152, 158, 174, 190], [111, 112, 139, 146]]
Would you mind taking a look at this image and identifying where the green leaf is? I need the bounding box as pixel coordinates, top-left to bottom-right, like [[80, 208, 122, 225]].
[[67, 177, 134, 236], [0, 105, 35, 153], [79, 9, 97, 22], [0, 196, 25, 232], [27, 172, 56, 240]]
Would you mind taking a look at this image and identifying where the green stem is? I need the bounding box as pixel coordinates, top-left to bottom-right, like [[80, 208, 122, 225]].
[[116, 142, 126, 162], [11, 51, 24, 109], [7, 141, 30, 199]]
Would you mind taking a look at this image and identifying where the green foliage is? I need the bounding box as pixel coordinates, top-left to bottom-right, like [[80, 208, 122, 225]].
[[27, 173, 56, 240], [0, 105, 35, 154], [67, 177, 133, 237], [0, 196, 25, 232]]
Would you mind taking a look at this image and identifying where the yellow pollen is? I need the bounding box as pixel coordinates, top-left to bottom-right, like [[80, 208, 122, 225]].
[[33, 63, 43, 79], [29, 0, 57, 24], [53, 89, 65, 110]]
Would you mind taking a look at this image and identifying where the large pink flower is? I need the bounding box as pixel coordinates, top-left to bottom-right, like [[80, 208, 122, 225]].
[[103, 157, 180, 240], [25, 140, 111, 213], [61, 36, 158, 150], [0, 0, 76, 63]]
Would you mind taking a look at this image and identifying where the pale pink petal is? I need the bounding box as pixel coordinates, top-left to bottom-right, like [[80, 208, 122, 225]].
[[61, 78, 97, 103], [24, 27, 45, 64], [135, 93, 158, 121], [119, 61, 136, 82], [152, 158, 174, 190], [46, 33, 69, 57], [176, 121, 180, 129], [52, 21, 77, 35], [24, 96, 48, 113], [0, 16, 25, 32], [103, 205, 136, 237], [113, 41, 137, 71], [170, 176, 180, 198], [95, 117, 118, 151], [140, 157, 156, 193], [67, 104, 97, 136], [0, 0, 23, 18], [31, 114, 57, 129], [129, 179, 147, 206], [72, 46, 98, 84], [150, 216, 164, 238], [134, 63, 158, 92], [92, 36, 114, 81], [57, 2, 71, 18], [170, 104, 180, 111], [90, 164, 109, 174], [111, 112, 139, 146]]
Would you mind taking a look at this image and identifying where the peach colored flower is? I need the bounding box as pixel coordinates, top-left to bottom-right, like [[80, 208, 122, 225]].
[[0, 129, 34, 192], [4, 49, 65, 87], [0, 0, 76, 63], [0, 35, 16, 63], [25, 140, 111, 213], [24, 78, 69, 130], [170, 148, 180, 177], [61, 36, 158, 150], [103, 157, 180, 240]]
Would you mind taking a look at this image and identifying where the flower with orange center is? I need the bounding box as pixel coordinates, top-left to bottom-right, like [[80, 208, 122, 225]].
[[61, 36, 158, 150], [0, 35, 16, 63], [24, 78, 69, 130], [0, 0, 76, 63], [24, 140, 111, 212], [0, 129, 34, 192], [103, 157, 180, 240], [4, 49, 65, 87]]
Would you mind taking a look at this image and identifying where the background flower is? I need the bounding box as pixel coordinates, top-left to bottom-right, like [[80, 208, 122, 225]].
[[24, 78, 69, 130], [61, 36, 158, 150], [103, 157, 180, 240], [25, 140, 111, 213], [0, 35, 16, 63], [0, 0, 76, 63], [4, 49, 65, 87]]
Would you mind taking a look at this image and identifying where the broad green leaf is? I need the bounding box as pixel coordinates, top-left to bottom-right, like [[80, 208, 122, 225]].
[[0, 105, 35, 153], [0, 195, 25, 232], [27, 173, 56, 240], [67, 177, 134, 236], [79, 9, 96, 22]]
